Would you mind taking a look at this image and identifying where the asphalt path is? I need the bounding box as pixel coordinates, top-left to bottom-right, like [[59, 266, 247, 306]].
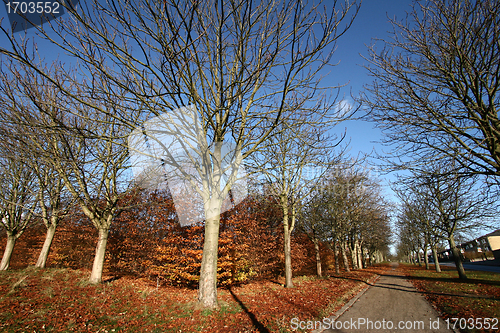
[[319, 263, 452, 333], [439, 262, 500, 274]]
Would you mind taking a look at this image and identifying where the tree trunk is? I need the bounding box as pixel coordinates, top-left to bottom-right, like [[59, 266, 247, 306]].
[[89, 227, 110, 283], [333, 240, 340, 274], [313, 238, 322, 277], [341, 242, 350, 272], [357, 243, 364, 269], [0, 234, 16, 270], [282, 199, 293, 288], [278, 194, 294, 288], [198, 200, 222, 308], [377, 251, 383, 263], [350, 240, 358, 270], [449, 236, 467, 280], [35, 224, 57, 268], [424, 244, 429, 270], [431, 245, 441, 273], [360, 246, 366, 268]]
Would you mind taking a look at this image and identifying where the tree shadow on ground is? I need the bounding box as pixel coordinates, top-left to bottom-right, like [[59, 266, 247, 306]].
[[265, 286, 322, 319], [103, 276, 122, 283], [334, 271, 500, 301], [402, 264, 500, 287], [406, 273, 500, 287], [228, 287, 270, 333]]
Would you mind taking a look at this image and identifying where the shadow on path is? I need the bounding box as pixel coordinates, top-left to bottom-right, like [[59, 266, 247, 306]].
[[321, 263, 453, 333], [379, 273, 500, 300], [334, 268, 500, 301], [407, 273, 500, 287]]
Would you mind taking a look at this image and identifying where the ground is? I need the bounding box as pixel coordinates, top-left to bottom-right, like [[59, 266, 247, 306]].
[[402, 263, 500, 333], [321, 263, 451, 333], [0, 266, 387, 332]]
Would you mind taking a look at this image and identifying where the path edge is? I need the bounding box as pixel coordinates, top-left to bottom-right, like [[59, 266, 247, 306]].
[[312, 274, 381, 333]]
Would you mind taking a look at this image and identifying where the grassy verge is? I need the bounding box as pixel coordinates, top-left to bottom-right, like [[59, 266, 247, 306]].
[[0, 265, 387, 332], [402, 263, 500, 332]]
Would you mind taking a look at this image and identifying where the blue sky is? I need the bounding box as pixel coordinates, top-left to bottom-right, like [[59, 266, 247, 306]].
[[4, 1, 492, 244], [0, 0, 413, 154], [326, 0, 415, 202], [0, 1, 413, 199], [326, 1, 496, 242]]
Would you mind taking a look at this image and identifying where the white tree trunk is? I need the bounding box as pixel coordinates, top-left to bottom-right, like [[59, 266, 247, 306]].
[[198, 199, 222, 308], [282, 198, 294, 288], [431, 245, 441, 273], [449, 236, 467, 280], [313, 238, 322, 277], [0, 234, 16, 270], [377, 250, 383, 263], [341, 242, 350, 272], [423, 243, 429, 270], [89, 227, 110, 283], [353, 241, 363, 269], [35, 224, 57, 268], [350, 244, 358, 270], [357, 244, 364, 269]]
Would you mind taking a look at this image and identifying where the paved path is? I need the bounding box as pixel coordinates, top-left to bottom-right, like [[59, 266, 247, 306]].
[[440, 261, 500, 274], [320, 263, 452, 333]]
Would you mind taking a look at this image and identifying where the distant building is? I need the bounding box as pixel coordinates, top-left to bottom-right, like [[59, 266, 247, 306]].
[[434, 229, 500, 263], [484, 230, 500, 261]]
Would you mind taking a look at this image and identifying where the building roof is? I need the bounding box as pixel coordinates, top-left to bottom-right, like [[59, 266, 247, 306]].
[[483, 229, 500, 238]]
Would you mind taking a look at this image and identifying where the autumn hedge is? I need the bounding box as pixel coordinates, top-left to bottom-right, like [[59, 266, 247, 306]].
[[1, 190, 337, 287]]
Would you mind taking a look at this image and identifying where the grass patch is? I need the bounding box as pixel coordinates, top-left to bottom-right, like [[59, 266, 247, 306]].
[[403, 263, 500, 332], [295, 275, 318, 284], [7, 275, 29, 295], [41, 286, 55, 298], [218, 300, 243, 315], [201, 308, 213, 317], [0, 266, 387, 332]]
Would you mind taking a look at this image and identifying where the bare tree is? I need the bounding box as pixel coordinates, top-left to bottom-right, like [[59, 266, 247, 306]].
[[32, 163, 74, 269], [396, 218, 420, 264], [42, 100, 130, 284], [303, 185, 342, 274], [250, 105, 347, 287], [300, 194, 330, 277], [361, 208, 391, 266], [396, 165, 496, 279], [319, 168, 356, 272], [0, 67, 76, 269], [325, 166, 366, 271], [396, 204, 428, 267], [361, 0, 500, 180], [306, 164, 391, 272], [1, 0, 360, 307], [339, 169, 390, 269], [351, 182, 391, 268], [0, 63, 133, 282], [395, 186, 445, 272], [0, 137, 37, 270]]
